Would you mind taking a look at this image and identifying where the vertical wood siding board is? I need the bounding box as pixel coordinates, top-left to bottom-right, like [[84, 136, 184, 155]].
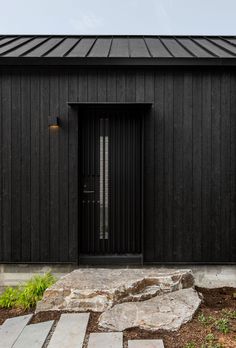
[[143, 70, 155, 261], [107, 69, 116, 253], [88, 69, 98, 102], [192, 71, 202, 261], [163, 71, 173, 262], [2, 73, 12, 260], [201, 72, 212, 261], [49, 72, 60, 261], [183, 71, 193, 261], [220, 72, 231, 261], [173, 71, 184, 261], [125, 70, 136, 102], [98, 68, 107, 102], [135, 70, 145, 102], [153, 70, 164, 260], [79, 68, 88, 102], [58, 72, 69, 261], [116, 68, 125, 102], [68, 71, 78, 261], [125, 71, 135, 253], [135, 70, 144, 255], [230, 74, 236, 261], [30, 73, 40, 261], [40, 72, 50, 261], [211, 72, 221, 261], [115, 70, 125, 253], [11, 72, 22, 261], [21, 73, 31, 261], [107, 68, 116, 102]]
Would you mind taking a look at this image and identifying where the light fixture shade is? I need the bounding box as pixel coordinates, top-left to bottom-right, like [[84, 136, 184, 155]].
[[48, 116, 60, 127]]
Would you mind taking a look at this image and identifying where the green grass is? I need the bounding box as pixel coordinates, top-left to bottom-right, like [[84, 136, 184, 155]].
[[0, 272, 56, 309]]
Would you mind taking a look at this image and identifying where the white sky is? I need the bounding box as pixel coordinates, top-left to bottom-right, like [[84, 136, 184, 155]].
[[0, 0, 235, 35]]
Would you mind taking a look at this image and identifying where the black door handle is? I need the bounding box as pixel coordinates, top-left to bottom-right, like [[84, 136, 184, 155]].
[[83, 190, 95, 194]]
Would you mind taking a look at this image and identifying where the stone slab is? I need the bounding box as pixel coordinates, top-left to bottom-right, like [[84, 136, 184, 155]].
[[12, 320, 54, 348], [47, 313, 89, 348], [99, 288, 201, 332], [87, 332, 123, 348], [0, 314, 33, 348], [36, 268, 194, 312], [128, 340, 164, 348]]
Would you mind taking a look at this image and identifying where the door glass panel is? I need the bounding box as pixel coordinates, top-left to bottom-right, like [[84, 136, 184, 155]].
[[99, 118, 109, 239]]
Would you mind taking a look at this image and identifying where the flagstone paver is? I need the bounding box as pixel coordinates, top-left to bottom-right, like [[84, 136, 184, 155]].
[[47, 313, 89, 348], [12, 320, 54, 348], [128, 339, 165, 348], [88, 332, 123, 348], [0, 314, 33, 348]]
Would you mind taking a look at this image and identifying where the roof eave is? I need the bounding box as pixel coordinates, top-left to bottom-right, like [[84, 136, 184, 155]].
[[0, 57, 236, 66]]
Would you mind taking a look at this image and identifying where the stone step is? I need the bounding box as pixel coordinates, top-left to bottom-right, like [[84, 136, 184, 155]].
[[99, 288, 201, 332], [128, 339, 165, 348], [87, 332, 123, 348], [36, 268, 194, 313], [47, 313, 89, 348], [0, 314, 33, 348], [12, 320, 54, 348]]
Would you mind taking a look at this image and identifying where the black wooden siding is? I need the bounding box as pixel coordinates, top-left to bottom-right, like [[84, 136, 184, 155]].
[[0, 67, 235, 263]]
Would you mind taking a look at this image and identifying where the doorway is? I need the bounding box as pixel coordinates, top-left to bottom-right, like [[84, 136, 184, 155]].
[[79, 108, 142, 264]]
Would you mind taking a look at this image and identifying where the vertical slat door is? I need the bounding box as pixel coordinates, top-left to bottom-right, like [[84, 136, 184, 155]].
[[80, 109, 141, 256]]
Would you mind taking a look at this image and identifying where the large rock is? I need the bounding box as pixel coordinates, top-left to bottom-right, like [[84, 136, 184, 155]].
[[99, 288, 201, 332], [36, 268, 194, 313]]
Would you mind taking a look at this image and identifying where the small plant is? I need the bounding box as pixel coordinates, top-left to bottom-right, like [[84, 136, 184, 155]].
[[183, 343, 196, 348], [201, 333, 224, 348], [205, 333, 215, 341], [222, 309, 236, 319], [198, 313, 215, 326], [215, 318, 230, 334], [0, 272, 56, 309], [0, 287, 20, 308]]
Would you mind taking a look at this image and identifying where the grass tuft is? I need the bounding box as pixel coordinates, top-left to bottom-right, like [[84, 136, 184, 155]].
[[0, 272, 56, 309]]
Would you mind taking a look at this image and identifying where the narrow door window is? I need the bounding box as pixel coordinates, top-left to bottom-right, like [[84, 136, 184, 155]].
[[99, 118, 109, 239]]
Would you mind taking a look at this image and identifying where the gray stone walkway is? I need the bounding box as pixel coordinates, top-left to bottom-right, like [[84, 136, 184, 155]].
[[88, 332, 123, 348], [0, 313, 165, 348], [0, 314, 33, 348]]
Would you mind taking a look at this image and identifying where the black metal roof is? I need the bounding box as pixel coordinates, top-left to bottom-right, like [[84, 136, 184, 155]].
[[1, 35, 236, 65]]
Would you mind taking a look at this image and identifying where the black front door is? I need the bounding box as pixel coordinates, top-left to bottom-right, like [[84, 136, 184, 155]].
[[79, 108, 142, 261]]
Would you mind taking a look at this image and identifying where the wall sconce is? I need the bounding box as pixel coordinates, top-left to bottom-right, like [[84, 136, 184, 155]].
[[48, 116, 60, 128]]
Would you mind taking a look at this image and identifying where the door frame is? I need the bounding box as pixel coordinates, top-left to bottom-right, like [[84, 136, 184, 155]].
[[69, 102, 152, 265]]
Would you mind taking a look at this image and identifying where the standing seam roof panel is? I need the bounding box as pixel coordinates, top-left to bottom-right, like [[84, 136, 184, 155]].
[[109, 38, 129, 57], [0, 35, 236, 59], [144, 38, 172, 57], [88, 38, 112, 57], [161, 38, 192, 57], [25, 38, 64, 57], [67, 38, 95, 57], [4, 38, 48, 57], [0, 37, 33, 55], [208, 38, 236, 55], [45, 38, 80, 57], [176, 38, 214, 58], [193, 38, 234, 57], [0, 37, 17, 47], [224, 37, 236, 46], [129, 38, 150, 57]]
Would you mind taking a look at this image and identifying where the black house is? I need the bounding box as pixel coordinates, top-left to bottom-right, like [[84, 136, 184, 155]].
[[0, 35, 235, 265]]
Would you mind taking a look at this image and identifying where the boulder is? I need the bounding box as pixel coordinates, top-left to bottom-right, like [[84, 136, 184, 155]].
[[99, 288, 201, 332], [36, 268, 194, 313]]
